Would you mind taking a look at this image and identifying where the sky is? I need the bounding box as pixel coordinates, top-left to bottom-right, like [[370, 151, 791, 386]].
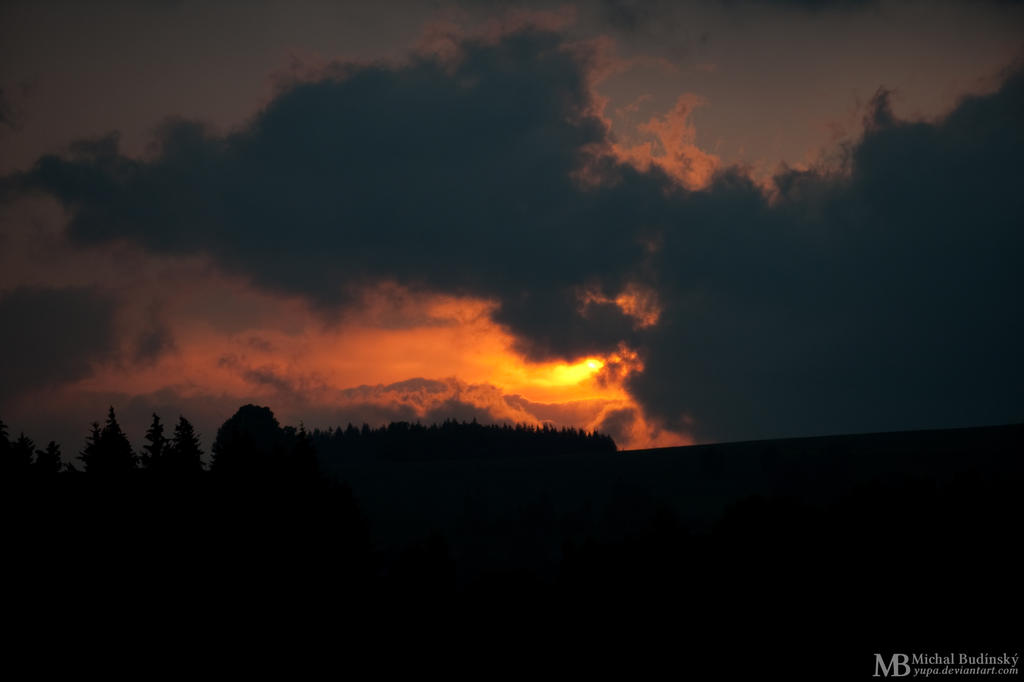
[[1, 0, 1022, 452]]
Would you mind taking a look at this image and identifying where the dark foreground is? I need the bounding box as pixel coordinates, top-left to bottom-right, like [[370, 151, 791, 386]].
[[6, 423, 1021, 677]]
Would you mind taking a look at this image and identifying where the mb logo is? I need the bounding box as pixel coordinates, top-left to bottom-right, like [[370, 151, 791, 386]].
[[874, 653, 910, 677]]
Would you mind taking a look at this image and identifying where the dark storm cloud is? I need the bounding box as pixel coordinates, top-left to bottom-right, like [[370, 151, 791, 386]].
[[217, 354, 308, 402], [0, 286, 118, 404], [628, 68, 1024, 441], [595, 407, 638, 446], [722, 0, 879, 9], [598, 0, 1024, 32], [8, 28, 1024, 442], [133, 324, 173, 365], [16, 31, 644, 342], [600, 0, 879, 31], [599, 0, 684, 32], [13, 30, 648, 360], [133, 304, 175, 365]]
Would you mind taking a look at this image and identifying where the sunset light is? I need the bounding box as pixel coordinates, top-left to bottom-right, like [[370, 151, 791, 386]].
[[2, 0, 1021, 658]]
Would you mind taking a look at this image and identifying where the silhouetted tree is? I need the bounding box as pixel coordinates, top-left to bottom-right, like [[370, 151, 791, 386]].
[[168, 415, 204, 474], [211, 404, 283, 475], [78, 422, 101, 471], [141, 413, 169, 471], [10, 433, 36, 475], [312, 417, 617, 462], [103, 407, 136, 471], [289, 423, 318, 478], [80, 408, 137, 475], [35, 441, 62, 476], [0, 419, 15, 477]]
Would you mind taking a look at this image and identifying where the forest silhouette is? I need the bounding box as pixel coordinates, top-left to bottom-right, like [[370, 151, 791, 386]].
[[3, 405, 1020, 673]]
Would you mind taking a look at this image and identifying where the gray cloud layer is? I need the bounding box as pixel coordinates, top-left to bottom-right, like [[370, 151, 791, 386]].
[[0, 286, 118, 404], [7, 29, 1024, 442], [627, 80, 1024, 440]]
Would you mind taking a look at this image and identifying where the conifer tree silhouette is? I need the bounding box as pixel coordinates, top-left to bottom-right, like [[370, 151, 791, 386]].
[[168, 415, 204, 474], [141, 413, 169, 471], [0, 419, 16, 477], [11, 433, 36, 474], [289, 423, 318, 478], [35, 441, 62, 476], [79, 422, 102, 472], [81, 407, 137, 474], [312, 417, 617, 461], [102, 406, 136, 473]]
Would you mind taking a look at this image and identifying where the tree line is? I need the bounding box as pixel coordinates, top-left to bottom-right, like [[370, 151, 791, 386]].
[[312, 418, 617, 462], [3, 404, 1019, 665], [1, 407, 204, 478], [2, 405, 618, 478]]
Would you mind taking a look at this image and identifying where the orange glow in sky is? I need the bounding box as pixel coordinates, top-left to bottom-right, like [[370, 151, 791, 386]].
[[52, 279, 689, 450]]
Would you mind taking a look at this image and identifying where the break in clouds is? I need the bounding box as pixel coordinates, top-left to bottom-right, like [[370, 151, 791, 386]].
[[3, 27, 1023, 443]]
